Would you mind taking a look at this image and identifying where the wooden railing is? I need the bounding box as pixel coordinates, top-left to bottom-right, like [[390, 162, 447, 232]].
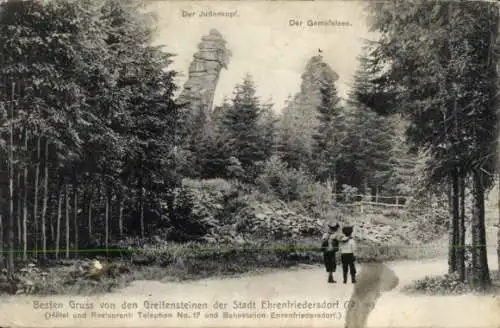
[[331, 194, 411, 212], [332, 193, 409, 204]]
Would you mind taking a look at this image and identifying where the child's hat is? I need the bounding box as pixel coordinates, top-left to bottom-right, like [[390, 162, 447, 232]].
[[342, 225, 354, 234], [328, 222, 340, 229]]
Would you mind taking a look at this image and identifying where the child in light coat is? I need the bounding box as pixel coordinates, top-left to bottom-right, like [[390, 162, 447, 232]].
[[339, 225, 357, 284]]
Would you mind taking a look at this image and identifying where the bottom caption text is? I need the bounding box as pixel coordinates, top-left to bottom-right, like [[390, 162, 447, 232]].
[[33, 299, 351, 321]]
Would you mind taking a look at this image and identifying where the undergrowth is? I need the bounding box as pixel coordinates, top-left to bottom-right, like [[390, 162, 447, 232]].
[[402, 270, 500, 296], [402, 272, 471, 295], [10, 236, 447, 296]]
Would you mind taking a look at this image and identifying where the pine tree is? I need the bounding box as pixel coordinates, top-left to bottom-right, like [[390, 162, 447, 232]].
[[311, 79, 346, 187], [0, 0, 181, 261], [346, 48, 395, 195], [258, 100, 277, 161], [182, 109, 209, 178], [220, 74, 270, 182], [367, 1, 499, 289], [276, 96, 310, 170], [385, 116, 418, 197]]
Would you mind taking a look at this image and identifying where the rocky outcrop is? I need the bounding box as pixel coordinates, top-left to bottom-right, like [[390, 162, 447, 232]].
[[298, 54, 339, 102], [279, 55, 340, 159], [177, 29, 231, 119]]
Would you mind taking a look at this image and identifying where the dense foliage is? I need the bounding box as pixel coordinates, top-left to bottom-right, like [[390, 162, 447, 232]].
[[0, 0, 181, 273], [365, 1, 499, 290], [0, 0, 496, 296]]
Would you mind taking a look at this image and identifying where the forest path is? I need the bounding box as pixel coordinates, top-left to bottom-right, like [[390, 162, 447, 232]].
[[0, 255, 498, 328]]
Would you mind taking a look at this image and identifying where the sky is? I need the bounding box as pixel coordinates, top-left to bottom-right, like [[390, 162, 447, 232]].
[[148, 1, 376, 112]]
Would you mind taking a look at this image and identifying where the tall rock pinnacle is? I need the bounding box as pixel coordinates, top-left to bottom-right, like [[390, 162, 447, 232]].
[[300, 55, 339, 97], [279, 54, 341, 163], [178, 29, 232, 118]]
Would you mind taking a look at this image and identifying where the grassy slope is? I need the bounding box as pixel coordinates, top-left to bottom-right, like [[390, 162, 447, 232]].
[[11, 206, 450, 296], [6, 177, 462, 296]]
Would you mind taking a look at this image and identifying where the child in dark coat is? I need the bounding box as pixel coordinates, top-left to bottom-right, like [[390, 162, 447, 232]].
[[321, 223, 340, 283], [339, 225, 357, 284]]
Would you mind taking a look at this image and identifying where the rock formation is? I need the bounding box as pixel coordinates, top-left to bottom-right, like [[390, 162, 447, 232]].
[[177, 29, 231, 119], [278, 54, 340, 165], [298, 54, 339, 102], [293, 54, 340, 138]]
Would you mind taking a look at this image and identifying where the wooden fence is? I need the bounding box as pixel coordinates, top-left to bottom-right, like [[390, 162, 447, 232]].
[[332, 193, 410, 204], [332, 194, 411, 213]]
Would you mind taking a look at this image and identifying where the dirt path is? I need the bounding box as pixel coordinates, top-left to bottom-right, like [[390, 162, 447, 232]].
[[0, 256, 498, 328]]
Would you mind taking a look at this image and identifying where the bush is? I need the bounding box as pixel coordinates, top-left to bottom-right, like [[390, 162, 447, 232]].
[[164, 187, 209, 240], [164, 179, 241, 241], [411, 212, 448, 243], [401, 272, 471, 295], [0, 260, 133, 296], [231, 197, 323, 240], [255, 156, 342, 219], [256, 156, 315, 202], [163, 176, 337, 243], [297, 182, 337, 218], [132, 239, 323, 280], [341, 184, 359, 203]]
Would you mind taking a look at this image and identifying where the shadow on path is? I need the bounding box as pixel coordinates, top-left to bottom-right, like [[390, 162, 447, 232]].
[[344, 262, 399, 328]]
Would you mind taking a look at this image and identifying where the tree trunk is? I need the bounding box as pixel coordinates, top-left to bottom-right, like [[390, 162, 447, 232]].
[[449, 27, 465, 277], [109, 193, 112, 238], [105, 188, 109, 255], [119, 195, 124, 237], [55, 190, 62, 260], [16, 172, 21, 248], [497, 175, 500, 278], [41, 140, 49, 259], [7, 82, 15, 277], [22, 130, 28, 261], [49, 194, 54, 245], [73, 182, 78, 254], [49, 195, 55, 247], [470, 170, 491, 291], [88, 190, 93, 239], [444, 0, 458, 276], [332, 163, 337, 195], [65, 183, 70, 259], [140, 187, 145, 238], [457, 175, 466, 281], [0, 215, 3, 268], [33, 137, 40, 258], [448, 177, 458, 274]]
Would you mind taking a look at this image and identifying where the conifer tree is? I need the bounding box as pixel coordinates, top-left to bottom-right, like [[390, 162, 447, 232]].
[[0, 0, 181, 263], [220, 74, 270, 181], [367, 1, 499, 289], [343, 104, 393, 194], [345, 48, 394, 194], [276, 96, 310, 170], [311, 80, 346, 187]]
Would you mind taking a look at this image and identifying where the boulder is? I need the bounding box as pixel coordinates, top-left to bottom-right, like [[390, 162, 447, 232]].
[[131, 255, 154, 266]]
